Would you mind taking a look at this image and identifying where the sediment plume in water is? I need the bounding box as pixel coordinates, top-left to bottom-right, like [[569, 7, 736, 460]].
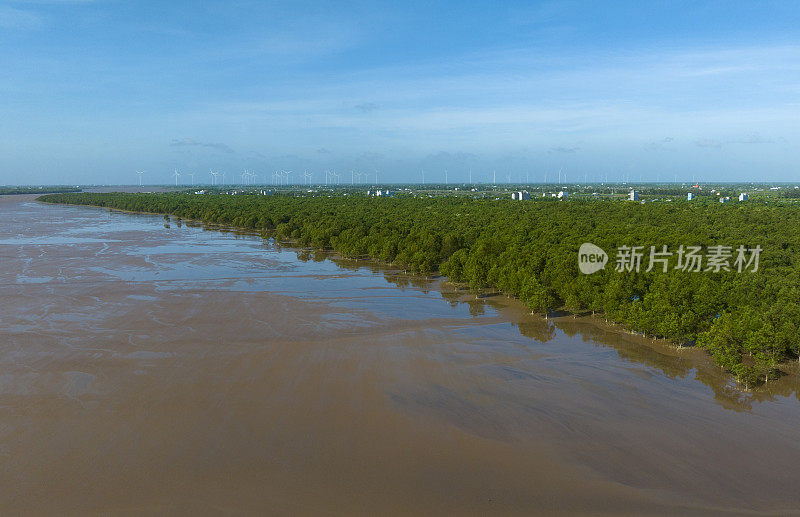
[[2, 194, 800, 515]]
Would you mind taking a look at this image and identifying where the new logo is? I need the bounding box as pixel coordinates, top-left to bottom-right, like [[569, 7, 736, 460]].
[[578, 243, 608, 274]]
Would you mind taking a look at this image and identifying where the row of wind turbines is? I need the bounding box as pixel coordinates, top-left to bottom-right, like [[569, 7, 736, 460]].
[[134, 169, 383, 187], [134, 167, 623, 187]]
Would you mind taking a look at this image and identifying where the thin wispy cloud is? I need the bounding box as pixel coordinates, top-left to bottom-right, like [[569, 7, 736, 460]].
[[354, 102, 379, 113], [694, 134, 776, 149], [733, 133, 772, 144], [170, 138, 234, 154], [550, 146, 580, 154], [695, 139, 723, 148]]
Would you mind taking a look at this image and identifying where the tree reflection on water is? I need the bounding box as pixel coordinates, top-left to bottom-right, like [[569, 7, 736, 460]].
[[310, 251, 800, 412]]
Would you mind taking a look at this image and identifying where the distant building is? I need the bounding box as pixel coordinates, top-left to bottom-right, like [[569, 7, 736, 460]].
[[738, 193, 749, 201], [557, 190, 568, 199], [512, 191, 531, 200], [720, 196, 731, 203], [629, 190, 639, 201], [368, 189, 394, 197], [687, 192, 695, 201]]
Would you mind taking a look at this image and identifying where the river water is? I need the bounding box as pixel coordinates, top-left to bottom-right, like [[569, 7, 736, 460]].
[[2, 194, 800, 515]]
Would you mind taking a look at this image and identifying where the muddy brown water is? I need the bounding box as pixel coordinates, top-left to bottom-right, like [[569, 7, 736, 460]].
[[2, 194, 800, 515]]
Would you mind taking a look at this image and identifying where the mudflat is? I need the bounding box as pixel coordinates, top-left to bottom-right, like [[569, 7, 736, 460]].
[[2, 194, 800, 515]]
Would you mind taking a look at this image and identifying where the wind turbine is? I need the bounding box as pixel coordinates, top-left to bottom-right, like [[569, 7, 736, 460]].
[[375, 169, 379, 185], [303, 170, 312, 184], [221, 172, 226, 185], [445, 169, 448, 185], [421, 168, 425, 185], [173, 169, 181, 186], [209, 169, 218, 185], [136, 170, 144, 186], [327, 170, 339, 185], [188, 172, 195, 186]]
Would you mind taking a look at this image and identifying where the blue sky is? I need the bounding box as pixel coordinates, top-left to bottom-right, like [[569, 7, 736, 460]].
[[1, 0, 799, 185]]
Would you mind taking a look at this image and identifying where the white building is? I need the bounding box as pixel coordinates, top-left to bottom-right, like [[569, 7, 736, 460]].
[[720, 196, 731, 203], [368, 189, 394, 197], [512, 191, 531, 200], [557, 190, 568, 199], [687, 192, 695, 201], [629, 190, 639, 201], [738, 193, 749, 201]]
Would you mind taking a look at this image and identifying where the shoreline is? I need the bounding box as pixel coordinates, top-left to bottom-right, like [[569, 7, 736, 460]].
[[38, 196, 800, 393]]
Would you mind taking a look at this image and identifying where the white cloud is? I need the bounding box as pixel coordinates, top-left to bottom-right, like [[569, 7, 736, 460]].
[[192, 41, 800, 144]]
